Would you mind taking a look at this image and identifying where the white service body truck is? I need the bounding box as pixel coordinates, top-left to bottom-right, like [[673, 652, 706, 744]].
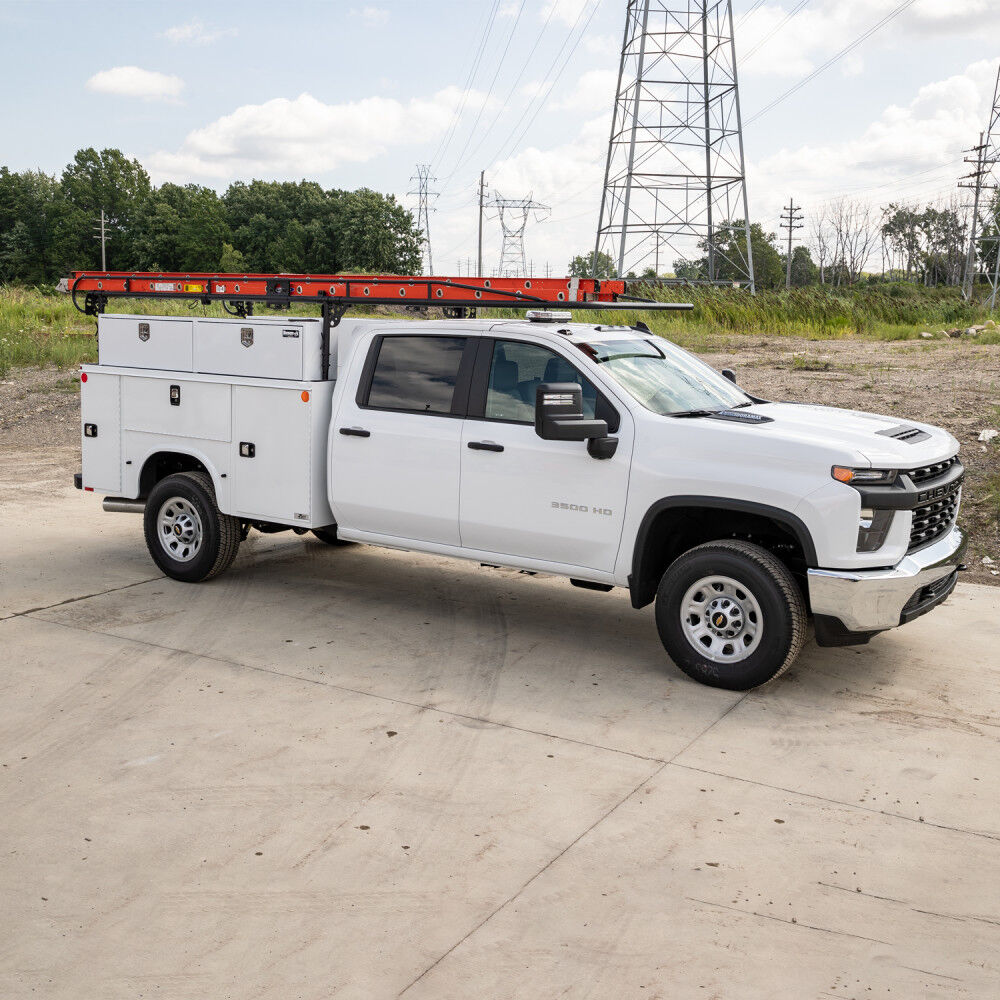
[[78, 310, 967, 689]]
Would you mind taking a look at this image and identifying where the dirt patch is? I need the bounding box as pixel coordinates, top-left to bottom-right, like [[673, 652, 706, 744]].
[[2, 336, 998, 584]]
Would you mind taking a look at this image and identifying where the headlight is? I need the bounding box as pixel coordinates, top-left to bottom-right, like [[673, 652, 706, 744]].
[[832, 466, 898, 485]]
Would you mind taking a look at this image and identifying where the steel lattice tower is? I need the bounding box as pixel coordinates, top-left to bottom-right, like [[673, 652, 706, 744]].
[[493, 194, 550, 277], [409, 164, 438, 274], [594, 1, 754, 288], [960, 66, 1000, 308]]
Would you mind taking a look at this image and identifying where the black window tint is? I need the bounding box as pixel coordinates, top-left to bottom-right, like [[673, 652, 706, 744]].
[[367, 336, 467, 414], [486, 340, 599, 423]]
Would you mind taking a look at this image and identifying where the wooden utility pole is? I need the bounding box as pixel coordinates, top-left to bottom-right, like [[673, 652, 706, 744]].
[[93, 209, 107, 270], [477, 171, 487, 278], [780, 197, 804, 289]]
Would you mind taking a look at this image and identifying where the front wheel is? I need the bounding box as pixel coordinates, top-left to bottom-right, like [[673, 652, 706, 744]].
[[143, 471, 240, 582], [655, 540, 806, 690]]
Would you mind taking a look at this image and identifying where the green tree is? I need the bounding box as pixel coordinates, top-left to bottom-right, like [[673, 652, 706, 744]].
[[568, 250, 617, 278], [59, 147, 152, 269], [698, 221, 783, 289], [334, 188, 422, 273], [219, 242, 246, 272], [785, 245, 819, 287]]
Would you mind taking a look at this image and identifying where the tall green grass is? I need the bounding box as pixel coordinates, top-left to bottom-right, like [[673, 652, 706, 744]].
[[2, 282, 997, 376]]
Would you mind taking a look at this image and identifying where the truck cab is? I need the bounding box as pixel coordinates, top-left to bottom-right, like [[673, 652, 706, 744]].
[[79, 309, 966, 691]]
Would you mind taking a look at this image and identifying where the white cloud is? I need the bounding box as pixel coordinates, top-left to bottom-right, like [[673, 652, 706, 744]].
[[738, 0, 1000, 79], [550, 69, 616, 111], [146, 87, 485, 182], [162, 19, 236, 45], [85, 66, 184, 101], [748, 58, 1000, 225], [540, 0, 592, 27], [350, 6, 389, 27]]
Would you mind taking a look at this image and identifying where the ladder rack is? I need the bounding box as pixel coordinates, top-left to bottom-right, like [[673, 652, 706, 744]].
[[65, 271, 693, 380]]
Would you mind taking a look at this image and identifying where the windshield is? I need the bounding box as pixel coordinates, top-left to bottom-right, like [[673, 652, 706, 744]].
[[575, 338, 750, 416]]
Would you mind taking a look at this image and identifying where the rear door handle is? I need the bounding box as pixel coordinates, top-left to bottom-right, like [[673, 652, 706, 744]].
[[339, 427, 371, 438], [468, 440, 504, 453]]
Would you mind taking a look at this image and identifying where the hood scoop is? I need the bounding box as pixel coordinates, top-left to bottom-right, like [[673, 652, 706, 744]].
[[876, 424, 930, 444], [708, 409, 774, 425]]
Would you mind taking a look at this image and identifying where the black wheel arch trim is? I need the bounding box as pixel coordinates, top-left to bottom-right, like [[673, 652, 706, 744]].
[[629, 496, 818, 609]]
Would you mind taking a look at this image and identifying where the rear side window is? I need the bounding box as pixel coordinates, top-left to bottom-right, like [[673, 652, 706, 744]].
[[366, 336, 467, 414]]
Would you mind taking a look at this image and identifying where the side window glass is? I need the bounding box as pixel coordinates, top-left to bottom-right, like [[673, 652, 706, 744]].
[[485, 340, 598, 423], [366, 336, 466, 414]]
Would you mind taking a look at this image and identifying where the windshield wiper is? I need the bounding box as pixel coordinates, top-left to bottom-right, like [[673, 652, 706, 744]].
[[670, 408, 722, 418], [730, 400, 754, 409]]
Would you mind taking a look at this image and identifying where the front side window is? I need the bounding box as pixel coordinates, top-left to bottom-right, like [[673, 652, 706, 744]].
[[366, 336, 467, 414], [575, 338, 750, 416], [485, 340, 600, 423]]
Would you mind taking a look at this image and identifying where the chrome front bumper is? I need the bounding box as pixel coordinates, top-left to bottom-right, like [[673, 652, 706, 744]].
[[807, 526, 967, 633]]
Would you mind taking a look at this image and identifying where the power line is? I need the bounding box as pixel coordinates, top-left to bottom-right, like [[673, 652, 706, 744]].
[[745, 0, 919, 126], [741, 0, 812, 62], [430, 0, 504, 171], [437, 0, 528, 185]]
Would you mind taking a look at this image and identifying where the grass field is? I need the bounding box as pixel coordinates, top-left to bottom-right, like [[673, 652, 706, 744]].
[[3, 281, 1000, 376]]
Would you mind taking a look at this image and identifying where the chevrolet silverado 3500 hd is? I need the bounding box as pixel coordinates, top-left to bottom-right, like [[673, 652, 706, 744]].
[[76, 303, 966, 690]]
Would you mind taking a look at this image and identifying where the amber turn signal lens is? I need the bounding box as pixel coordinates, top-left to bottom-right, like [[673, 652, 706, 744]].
[[832, 466, 854, 483], [301, 390, 310, 402]]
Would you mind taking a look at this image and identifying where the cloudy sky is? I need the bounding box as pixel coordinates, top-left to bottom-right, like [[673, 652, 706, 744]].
[[2, 0, 998, 274]]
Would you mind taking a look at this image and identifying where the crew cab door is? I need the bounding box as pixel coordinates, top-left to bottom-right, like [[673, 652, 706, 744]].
[[459, 337, 632, 573], [329, 332, 474, 545]]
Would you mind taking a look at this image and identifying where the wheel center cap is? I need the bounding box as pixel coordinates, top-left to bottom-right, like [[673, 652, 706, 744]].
[[174, 523, 182, 536], [708, 597, 744, 637]]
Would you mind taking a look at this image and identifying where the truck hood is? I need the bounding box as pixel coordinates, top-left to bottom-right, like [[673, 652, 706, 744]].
[[747, 402, 959, 467]]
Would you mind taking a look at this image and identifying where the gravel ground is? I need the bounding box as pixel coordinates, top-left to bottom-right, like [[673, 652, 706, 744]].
[[2, 335, 998, 583]]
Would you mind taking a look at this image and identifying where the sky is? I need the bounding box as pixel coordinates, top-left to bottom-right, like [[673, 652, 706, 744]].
[[1, 0, 999, 275]]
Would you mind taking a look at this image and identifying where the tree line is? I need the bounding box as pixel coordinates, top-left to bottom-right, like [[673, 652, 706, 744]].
[[570, 194, 1000, 290], [0, 148, 425, 284]]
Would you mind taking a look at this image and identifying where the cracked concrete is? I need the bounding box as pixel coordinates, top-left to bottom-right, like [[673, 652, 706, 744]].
[[1, 456, 998, 998]]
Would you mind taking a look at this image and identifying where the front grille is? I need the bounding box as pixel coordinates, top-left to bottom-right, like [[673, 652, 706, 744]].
[[905, 456, 959, 485], [908, 477, 961, 552]]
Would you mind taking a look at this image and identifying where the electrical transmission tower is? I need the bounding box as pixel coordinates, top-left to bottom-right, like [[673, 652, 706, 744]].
[[960, 66, 1000, 307], [493, 193, 550, 277], [594, 1, 754, 288], [409, 164, 438, 275], [780, 197, 804, 289]]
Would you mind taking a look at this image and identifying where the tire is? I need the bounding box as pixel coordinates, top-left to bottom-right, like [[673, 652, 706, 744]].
[[654, 540, 806, 691], [311, 526, 353, 546], [143, 471, 241, 582]]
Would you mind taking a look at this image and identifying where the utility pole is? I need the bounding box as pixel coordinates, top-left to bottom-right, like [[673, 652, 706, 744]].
[[409, 165, 438, 275], [93, 209, 107, 270], [477, 171, 487, 277], [780, 197, 804, 289], [959, 66, 1000, 306]]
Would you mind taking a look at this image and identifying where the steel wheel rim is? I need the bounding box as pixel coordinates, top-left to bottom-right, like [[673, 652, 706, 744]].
[[156, 496, 204, 563], [680, 575, 763, 664]]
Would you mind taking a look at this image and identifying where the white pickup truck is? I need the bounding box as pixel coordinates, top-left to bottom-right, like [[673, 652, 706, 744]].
[[77, 308, 966, 690]]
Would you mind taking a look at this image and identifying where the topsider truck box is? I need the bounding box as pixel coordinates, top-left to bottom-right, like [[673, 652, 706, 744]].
[[97, 314, 328, 380]]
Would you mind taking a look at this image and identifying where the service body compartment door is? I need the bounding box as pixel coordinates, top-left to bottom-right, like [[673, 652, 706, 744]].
[[122, 377, 231, 441], [231, 386, 312, 522], [80, 371, 121, 493], [98, 315, 194, 372], [195, 319, 321, 381]]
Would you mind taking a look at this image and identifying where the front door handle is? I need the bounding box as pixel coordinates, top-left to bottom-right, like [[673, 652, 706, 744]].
[[468, 440, 504, 453], [339, 427, 371, 438]]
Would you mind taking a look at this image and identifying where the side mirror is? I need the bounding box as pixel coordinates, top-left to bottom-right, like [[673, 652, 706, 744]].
[[535, 383, 618, 459], [721, 368, 737, 384]]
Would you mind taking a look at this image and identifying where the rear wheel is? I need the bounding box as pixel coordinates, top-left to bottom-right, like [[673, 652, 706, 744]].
[[144, 471, 240, 582], [655, 540, 806, 690]]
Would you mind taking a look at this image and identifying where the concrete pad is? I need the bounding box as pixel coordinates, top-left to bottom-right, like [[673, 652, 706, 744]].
[[0, 615, 656, 1000], [0, 449, 158, 618], [32, 530, 742, 760], [676, 582, 1000, 836], [403, 764, 1000, 1000]]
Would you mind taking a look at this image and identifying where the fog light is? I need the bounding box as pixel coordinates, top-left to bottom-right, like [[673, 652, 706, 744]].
[[857, 509, 894, 552]]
